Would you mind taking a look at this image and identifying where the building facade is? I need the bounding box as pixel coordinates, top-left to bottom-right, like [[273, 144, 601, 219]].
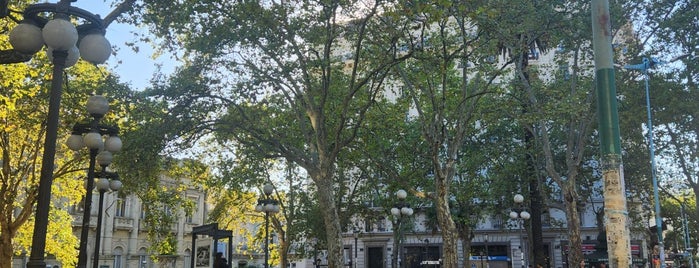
[[337, 199, 648, 268], [12, 176, 208, 268], [75, 177, 208, 268]]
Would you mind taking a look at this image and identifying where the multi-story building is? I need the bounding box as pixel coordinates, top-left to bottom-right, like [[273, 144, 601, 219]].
[[338, 197, 649, 268], [73, 176, 209, 268], [324, 172, 650, 268], [12, 175, 209, 268]]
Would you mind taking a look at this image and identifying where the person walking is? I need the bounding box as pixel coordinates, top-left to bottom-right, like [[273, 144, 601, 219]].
[[214, 252, 228, 268]]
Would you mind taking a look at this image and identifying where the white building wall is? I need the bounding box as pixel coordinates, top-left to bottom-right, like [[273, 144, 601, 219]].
[[59, 181, 209, 268]]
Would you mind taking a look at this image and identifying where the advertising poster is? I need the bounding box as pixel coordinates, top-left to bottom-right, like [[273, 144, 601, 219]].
[[196, 238, 212, 267]]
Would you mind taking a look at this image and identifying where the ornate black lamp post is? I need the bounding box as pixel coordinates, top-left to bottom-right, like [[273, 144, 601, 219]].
[[255, 184, 279, 268], [93, 171, 122, 268], [66, 95, 122, 268], [391, 189, 413, 268], [7, 2, 111, 267], [510, 194, 531, 268]]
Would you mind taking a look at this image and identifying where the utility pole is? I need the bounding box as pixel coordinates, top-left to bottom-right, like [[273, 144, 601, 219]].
[[591, 1, 632, 268]]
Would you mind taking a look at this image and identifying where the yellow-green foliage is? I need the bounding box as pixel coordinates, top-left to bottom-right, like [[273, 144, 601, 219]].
[[207, 190, 268, 259], [1, 13, 113, 266]]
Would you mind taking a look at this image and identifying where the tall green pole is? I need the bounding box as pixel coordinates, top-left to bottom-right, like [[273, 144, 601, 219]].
[[591, 1, 632, 268]]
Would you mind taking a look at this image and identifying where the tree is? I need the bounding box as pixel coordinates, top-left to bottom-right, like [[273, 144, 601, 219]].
[[210, 161, 309, 268], [0, 47, 129, 268], [483, 2, 632, 267], [482, 0, 558, 265], [625, 0, 699, 222], [1, 1, 171, 265], [126, 1, 412, 267]]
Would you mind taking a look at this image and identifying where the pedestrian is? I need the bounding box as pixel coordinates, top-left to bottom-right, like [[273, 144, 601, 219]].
[[214, 252, 228, 268]]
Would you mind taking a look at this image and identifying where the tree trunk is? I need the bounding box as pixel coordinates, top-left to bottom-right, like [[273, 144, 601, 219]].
[[526, 127, 546, 268], [530, 177, 546, 268], [458, 226, 474, 268], [563, 185, 584, 268], [435, 174, 458, 268], [693, 185, 699, 223], [520, 44, 546, 268], [313, 169, 343, 268], [0, 226, 14, 268], [279, 238, 288, 268]]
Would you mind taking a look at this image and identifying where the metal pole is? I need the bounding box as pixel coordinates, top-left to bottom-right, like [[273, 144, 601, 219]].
[[486, 235, 489, 268], [77, 148, 98, 268], [397, 218, 400, 268], [519, 221, 526, 268], [265, 211, 269, 268], [591, 1, 632, 268], [681, 204, 694, 268], [191, 234, 196, 268], [354, 236, 358, 268], [643, 64, 666, 268], [424, 239, 428, 265], [229, 235, 233, 268], [93, 189, 107, 268], [393, 217, 401, 268], [26, 49, 67, 268]]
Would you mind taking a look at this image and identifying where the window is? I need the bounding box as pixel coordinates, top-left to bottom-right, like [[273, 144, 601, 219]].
[[542, 213, 551, 227], [113, 247, 124, 268], [528, 47, 540, 60], [186, 196, 198, 224], [139, 255, 148, 268], [365, 216, 386, 232], [116, 198, 126, 217], [492, 215, 504, 229], [164, 205, 173, 216], [69, 198, 85, 214], [186, 211, 193, 224], [377, 217, 386, 232], [140, 204, 148, 219], [139, 248, 148, 268], [343, 246, 352, 266], [184, 249, 191, 268], [559, 64, 571, 81]]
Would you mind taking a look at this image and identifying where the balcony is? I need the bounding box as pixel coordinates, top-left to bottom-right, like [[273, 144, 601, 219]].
[[185, 222, 195, 233], [72, 215, 97, 228], [114, 217, 134, 231]]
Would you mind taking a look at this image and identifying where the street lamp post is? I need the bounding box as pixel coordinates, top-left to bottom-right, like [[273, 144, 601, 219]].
[[255, 184, 279, 268], [510, 194, 531, 268], [624, 58, 665, 268], [93, 171, 122, 268], [485, 234, 490, 268], [354, 229, 360, 268], [391, 189, 414, 268], [66, 95, 122, 268], [423, 239, 429, 266], [8, 1, 111, 267], [680, 204, 695, 268]]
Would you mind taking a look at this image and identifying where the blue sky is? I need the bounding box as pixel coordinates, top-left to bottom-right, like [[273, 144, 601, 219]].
[[73, 0, 176, 90]]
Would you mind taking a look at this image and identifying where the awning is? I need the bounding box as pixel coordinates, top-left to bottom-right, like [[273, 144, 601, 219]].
[[584, 257, 646, 264]]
